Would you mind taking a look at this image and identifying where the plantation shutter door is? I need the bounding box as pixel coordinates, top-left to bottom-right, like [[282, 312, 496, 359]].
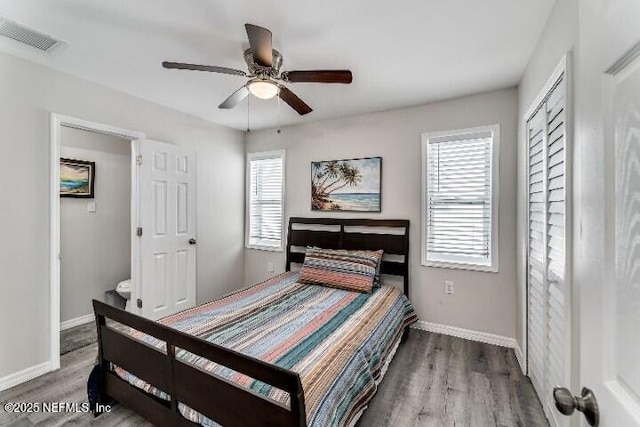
[[249, 155, 284, 248], [544, 80, 568, 427], [527, 75, 569, 427], [426, 131, 492, 265], [528, 106, 547, 400]]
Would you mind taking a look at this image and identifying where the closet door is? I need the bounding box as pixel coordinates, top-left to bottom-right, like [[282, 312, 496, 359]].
[[544, 79, 568, 427], [528, 107, 547, 400], [527, 74, 570, 427]]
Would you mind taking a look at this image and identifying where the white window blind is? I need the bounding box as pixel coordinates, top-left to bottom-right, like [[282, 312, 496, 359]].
[[246, 151, 285, 250], [422, 125, 499, 271]]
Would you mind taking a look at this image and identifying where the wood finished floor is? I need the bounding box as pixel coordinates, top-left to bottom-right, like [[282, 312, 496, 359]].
[[356, 331, 548, 427], [0, 329, 548, 427], [60, 323, 97, 355]]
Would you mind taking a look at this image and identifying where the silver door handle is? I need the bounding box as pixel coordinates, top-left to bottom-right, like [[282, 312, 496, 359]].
[[189, 238, 197, 245], [553, 386, 599, 426]]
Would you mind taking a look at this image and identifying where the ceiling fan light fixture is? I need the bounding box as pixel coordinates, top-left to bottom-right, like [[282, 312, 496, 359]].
[[248, 79, 278, 100]]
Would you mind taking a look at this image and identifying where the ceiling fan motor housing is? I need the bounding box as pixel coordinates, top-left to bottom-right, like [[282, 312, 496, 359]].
[[243, 48, 283, 78]]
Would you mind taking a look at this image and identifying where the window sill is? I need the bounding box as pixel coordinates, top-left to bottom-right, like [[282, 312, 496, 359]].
[[421, 259, 498, 273], [246, 244, 284, 253]]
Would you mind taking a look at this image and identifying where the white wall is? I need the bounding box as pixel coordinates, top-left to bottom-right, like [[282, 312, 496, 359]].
[[0, 51, 245, 381], [60, 127, 131, 322], [516, 0, 578, 353], [245, 88, 518, 339]]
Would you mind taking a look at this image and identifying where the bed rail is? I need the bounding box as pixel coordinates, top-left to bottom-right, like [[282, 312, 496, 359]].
[[93, 300, 307, 427]]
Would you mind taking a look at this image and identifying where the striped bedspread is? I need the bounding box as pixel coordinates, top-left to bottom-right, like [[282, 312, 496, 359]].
[[113, 271, 417, 426]]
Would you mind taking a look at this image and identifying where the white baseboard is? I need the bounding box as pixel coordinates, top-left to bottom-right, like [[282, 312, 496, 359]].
[[0, 361, 52, 392], [514, 342, 526, 374], [411, 320, 517, 349], [60, 313, 94, 331]]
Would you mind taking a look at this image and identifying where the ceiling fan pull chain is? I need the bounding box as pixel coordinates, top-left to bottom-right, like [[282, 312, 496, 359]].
[[247, 93, 251, 132], [277, 89, 282, 134]]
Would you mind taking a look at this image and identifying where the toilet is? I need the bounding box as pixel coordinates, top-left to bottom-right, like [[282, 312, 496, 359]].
[[115, 279, 132, 311]]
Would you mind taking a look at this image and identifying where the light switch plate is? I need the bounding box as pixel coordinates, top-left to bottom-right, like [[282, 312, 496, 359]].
[[87, 201, 97, 213]]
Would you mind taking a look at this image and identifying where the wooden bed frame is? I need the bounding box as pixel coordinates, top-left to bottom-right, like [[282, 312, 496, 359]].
[[92, 217, 410, 427]]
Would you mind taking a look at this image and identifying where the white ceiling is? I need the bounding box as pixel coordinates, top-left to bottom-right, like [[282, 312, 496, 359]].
[[0, 0, 555, 130]]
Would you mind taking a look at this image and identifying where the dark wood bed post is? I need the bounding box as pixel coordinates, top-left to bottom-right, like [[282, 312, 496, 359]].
[[403, 221, 410, 299], [402, 221, 411, 342], [94, 310, 108, 401], [291, 376, 307, 427], [285, 218, 294, 272]]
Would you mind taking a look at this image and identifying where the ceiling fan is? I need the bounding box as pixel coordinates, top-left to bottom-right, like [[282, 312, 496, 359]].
[[162, 23, 352, 116]]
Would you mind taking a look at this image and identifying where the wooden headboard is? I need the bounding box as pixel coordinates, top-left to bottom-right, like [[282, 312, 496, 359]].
[[285, 217, 410, 297]]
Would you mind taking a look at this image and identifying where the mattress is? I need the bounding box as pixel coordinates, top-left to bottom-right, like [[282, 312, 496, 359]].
[[113, 271, 417, 427]]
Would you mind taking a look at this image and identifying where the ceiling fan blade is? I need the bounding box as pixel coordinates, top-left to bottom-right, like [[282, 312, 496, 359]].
[[163, 62, 247, 77], [245, 24, 273, 67], [218, 86, 250, 109], [277, 85, 312, 115], [281, 70, 352, 84]]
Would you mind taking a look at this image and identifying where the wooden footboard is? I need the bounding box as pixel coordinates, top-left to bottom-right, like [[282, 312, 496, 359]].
[[93, 300, 307, 427]]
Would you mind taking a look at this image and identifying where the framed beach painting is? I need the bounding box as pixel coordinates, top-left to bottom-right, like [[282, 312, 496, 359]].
[[311, 157, 382, 212], [60, 158, 95, 198]]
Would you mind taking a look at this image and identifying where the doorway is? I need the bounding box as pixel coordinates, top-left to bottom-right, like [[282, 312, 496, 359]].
[[58, 126, 132, 355], [50, 114, 144, 370]]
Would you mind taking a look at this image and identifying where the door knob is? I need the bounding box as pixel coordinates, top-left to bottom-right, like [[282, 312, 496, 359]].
[[188, 238, 197, 245], [553, 386, 599, 426]]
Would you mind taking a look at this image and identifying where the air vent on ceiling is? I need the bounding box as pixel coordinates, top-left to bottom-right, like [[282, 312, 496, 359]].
[[0, 17, 61, 52]]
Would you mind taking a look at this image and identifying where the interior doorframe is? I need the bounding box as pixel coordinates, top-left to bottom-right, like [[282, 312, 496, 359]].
[[521, 52, 574, 412], [49, 113, 145, 370]]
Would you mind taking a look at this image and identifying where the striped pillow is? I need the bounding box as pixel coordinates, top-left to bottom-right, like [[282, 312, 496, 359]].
[[298, 247, 383, 293]]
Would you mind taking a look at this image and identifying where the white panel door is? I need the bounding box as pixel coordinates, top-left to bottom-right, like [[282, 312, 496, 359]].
[[139, 140, 196, 320], [575, 0, 640, 425]]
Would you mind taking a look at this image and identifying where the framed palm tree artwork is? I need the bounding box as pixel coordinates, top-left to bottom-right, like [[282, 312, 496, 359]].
[[311, 157, 382, 212]]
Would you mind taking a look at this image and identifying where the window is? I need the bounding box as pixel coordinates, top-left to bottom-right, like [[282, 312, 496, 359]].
[[246, 150, 285, 251], [421, 125, 499, 271]]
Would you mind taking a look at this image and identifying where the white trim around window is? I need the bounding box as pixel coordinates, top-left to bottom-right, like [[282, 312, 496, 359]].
[[421, 124, 500, 272], [245, 150, 286, 251]]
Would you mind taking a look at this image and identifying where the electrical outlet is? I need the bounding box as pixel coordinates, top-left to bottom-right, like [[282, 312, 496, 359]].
[[267, 262, 274, 273], [444, 281, 455, 295]]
